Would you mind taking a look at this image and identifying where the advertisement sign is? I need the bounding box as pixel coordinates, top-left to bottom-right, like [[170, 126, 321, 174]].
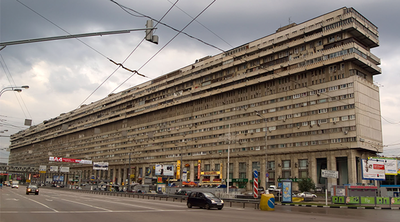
[[398, 160, 400, 175], [176, 160, 181, 179], [385, 159, 398, 175], [60, 167, 70, 173], [49, 157, 92, 164], [361, 158, 385, 180], [39, 165, 47, 173], [155, 164, 174, 176], [50, 166, 58, 172], [93, 162, 109, 170], [197, 160, 201, 180], [53, 175, 64, 182], [281, 180, 292, 203]]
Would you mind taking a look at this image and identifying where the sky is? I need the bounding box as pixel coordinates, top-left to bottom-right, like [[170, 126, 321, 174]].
[[1, 0, 400, 163]]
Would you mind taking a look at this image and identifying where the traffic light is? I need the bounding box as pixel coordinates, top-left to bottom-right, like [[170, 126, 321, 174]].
[[145, 20, 158, 44]]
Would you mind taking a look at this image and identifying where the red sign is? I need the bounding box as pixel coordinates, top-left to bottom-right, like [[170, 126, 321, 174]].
[[197, 161, 201, 179], [49, 157, 92, 164], [373, 164, 385, 170]]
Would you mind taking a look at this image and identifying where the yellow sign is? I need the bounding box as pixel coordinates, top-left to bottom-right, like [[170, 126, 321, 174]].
[[201, 171, 220, 176], [177, 160, 181, 179]]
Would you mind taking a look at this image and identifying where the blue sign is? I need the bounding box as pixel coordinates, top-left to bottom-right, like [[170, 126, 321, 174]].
[[253, 170, 258, 178]]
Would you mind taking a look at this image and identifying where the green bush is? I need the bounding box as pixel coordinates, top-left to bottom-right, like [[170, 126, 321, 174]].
[[298, 178, 315, 192]]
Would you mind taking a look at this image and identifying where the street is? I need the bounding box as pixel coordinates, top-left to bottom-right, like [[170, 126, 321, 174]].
[[1, 187, 399, 222]]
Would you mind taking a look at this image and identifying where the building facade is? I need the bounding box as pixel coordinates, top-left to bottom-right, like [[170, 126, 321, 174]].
[[9, 7, 382, 190]]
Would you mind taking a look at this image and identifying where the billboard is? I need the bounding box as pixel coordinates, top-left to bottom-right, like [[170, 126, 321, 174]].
[[155, 164, 174, 176], [49, 157, 92, 164], [384, 159, 398, 175], [60, 167, 70, 173], [50, 166, 58, 172], [362, 158, 385, 180], [53, 175, 64, 182], [398, 160, 400, 175], [39, 165, 47, 173], [93, 162, 109, 170]]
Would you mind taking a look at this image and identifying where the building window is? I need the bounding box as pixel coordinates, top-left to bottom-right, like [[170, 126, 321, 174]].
[[215, 163, 220, 171], [205, 164, 210, 171], [239, 162, 246, 179]]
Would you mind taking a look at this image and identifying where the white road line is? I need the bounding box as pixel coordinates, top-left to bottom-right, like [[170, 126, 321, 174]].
[[17, 194, 58, 212], [59, 198, 113, 212]]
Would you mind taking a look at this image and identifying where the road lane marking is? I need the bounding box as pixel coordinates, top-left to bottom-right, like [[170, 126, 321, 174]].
[[60, 198, 113, 212], [17, 194, 58, 212]]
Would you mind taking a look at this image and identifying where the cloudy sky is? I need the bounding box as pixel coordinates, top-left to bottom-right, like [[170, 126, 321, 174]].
[[1, 0, 399, 163]]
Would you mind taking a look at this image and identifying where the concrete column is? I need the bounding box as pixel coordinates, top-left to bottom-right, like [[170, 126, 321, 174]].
[[190, 161, 195, 182], [123, 167, 127, 185], [233, 158, 239, 179], [247, 158, 253, 190], [117, 167, 121, 185], [275, 155, 282, 185], [261, 157, 266, 189], [107, 167, 111, 181], [292, 155, 299, 179], [327, 152, 337, 189], [309, 153, 317, 186], [347, 150, 357, 184]]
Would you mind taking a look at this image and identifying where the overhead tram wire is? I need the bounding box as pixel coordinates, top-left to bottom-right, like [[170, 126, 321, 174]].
[[15, 0, 109, 60], [167, 0, 234, 49], [110, 0, 226, 53], [78, 0, 180, 108], [110, 0, 216, 93]]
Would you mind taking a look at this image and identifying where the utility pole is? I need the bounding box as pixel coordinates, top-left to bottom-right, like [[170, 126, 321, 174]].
[[0, 26, 158, 50]]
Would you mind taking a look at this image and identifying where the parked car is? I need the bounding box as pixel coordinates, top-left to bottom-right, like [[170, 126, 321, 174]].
[[175, 190, 191, 195], [187, 192, 224, 210], [26, 184, 39, 195], [297, 192, 317, 198], [258, 187, 266, 195]]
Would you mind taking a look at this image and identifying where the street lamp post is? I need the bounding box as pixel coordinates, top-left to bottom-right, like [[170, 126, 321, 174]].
[[0, 85, 29, 97], [255, 110, 268, 189]]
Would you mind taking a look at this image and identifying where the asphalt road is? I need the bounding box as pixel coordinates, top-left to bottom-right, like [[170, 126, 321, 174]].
[[1, 187, 399, 222]]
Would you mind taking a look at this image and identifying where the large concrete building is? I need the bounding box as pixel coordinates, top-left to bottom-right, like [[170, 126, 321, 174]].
[[9, 7, 382, 190]]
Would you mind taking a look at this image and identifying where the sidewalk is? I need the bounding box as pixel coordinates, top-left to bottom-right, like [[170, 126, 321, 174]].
[[277, 201, 400, 210]]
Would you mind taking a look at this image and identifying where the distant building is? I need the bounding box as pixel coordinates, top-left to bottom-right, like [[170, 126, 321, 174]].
[[9, 7, 382, 190]]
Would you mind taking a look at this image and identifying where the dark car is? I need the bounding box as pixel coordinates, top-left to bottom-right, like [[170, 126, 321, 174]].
[[187, 192, 224, 210], [26, 184, 39, 195], [175, 190, 191, 195]]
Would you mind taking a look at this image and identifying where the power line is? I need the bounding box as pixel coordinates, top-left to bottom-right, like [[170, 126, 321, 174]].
[[78, 0, 180, 108], [15, 0, 109, 59], [110, 0, 226, 53], [111, 0, 217, 93]]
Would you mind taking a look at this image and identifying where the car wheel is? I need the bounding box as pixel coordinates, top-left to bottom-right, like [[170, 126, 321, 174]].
[[218, 207, 223, 210], [205, 204, 210, 210], [26, 193, 29, 195], [187, 202, 192, 208], [35, 193, 39, 195]]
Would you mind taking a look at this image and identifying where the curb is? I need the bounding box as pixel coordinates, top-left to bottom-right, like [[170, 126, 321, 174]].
[[277, 203, 400, 210]]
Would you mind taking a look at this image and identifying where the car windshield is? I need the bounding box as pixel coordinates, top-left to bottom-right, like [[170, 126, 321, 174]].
[[203, 193, 216, 198], [28, 185, 38, 189]]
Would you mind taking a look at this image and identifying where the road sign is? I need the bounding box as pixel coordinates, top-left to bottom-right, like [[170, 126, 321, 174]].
[[254, 170, 258, 178], [266, 173, 269, 178], [253, 170, 258, 198], [321, 170, 339, 178]]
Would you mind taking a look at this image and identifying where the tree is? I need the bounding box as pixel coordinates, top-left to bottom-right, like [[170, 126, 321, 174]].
[[298, 178, 315, 192]]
